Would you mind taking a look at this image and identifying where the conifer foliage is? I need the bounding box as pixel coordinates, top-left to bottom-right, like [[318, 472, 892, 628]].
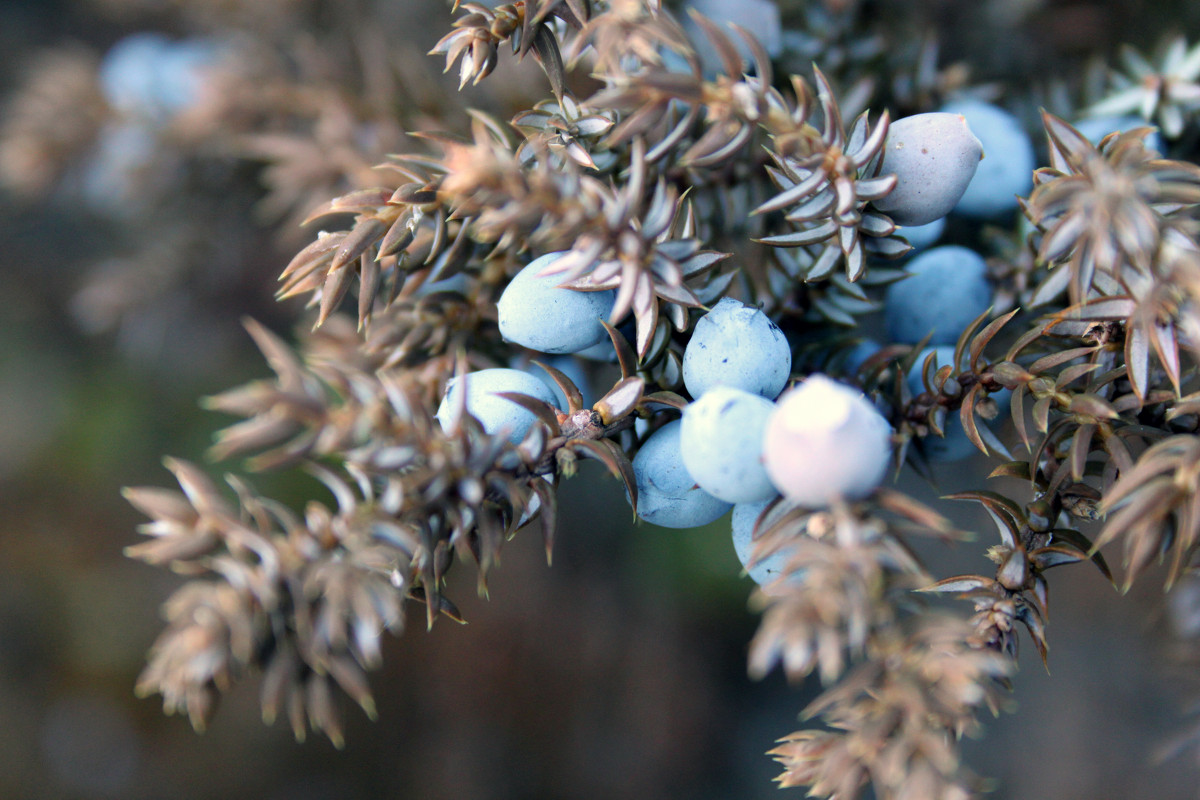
[[93, 0, 1200, 795]]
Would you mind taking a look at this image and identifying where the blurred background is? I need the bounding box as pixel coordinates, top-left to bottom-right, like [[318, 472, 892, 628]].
[[3, 0, 1200, 797]]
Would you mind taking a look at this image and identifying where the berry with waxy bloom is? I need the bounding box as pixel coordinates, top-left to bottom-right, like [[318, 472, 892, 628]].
[[680, 386, 777, 504], [939, 99, 1035, 218], [873, 112, 983, 226], [731, 497, 801, 587], [762, 375, 892, 508], [631, 420, 732, 529], [682, 297, 791, 400], [436, 368, 558, 444], [884, 245, 992, 346], [497, 252, 616, 354]]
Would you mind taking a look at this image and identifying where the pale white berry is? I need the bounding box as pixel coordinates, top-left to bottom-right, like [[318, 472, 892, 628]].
[[762, 375, 892, 507]]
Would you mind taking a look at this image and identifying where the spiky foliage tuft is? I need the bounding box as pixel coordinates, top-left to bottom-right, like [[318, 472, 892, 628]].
[[1086, 36, 1200, 139], [1024, 113, 1200, 310]]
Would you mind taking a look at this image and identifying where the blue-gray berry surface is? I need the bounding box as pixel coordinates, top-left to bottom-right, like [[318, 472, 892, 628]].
[[731, 498, 801, 587], [682, 297, 791, 400], [884, 245, 992, 346], [631, 420, 733, 529], [436, 368, 558, 444], [939, 99, 1035, 219], [497, 252, 616, 354], [1074, 114, 1165, 154], [510, 353, 595, 410], [680, 386, 777, 504], [873, 112, 983, 226], [100, 33, 174, 120], [100, 33, 223, 124], [682, 0, 782, 75], [842, 339, 883, 376], [897, 216, 946, 251]]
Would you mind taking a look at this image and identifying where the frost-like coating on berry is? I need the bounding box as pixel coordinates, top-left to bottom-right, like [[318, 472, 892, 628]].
[[631, 420, 733, 529], [497, 252, 616, 354], [436, 368, 558, 444], [898, 216, 946, 251], [939, 100, 1035, 219], [1074, 115, 1165, 155], [873, 112, 983, 226], [762, 375, 892, 508], [884, 245, 991, 346], [731, 498, 801, 586], [680, 387, 777, 504], [682, 297, 791, 399]]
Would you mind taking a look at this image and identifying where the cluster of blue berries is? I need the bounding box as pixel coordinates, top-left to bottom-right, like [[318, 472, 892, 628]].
[[436, 259, 902, 587], [434, 100, 1060, 586]]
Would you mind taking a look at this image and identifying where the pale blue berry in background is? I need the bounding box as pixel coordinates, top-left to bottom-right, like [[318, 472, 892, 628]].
[[884, 245, 992, 346], [412, 271, 471, 297], [897, 216, 946, 251], [436, 368, 557, 444], [682, 0, 782, 76], [939, 99, 1035, 219], [508, 352, 593, 410], [680, 387, 777, 504], [100, 34, 223, 123], [80, 123, 159, 215], [573, 339, 618, 362], [99, 33, 172, 120], [575, 317, 634, 362], [907, 345, 1012, 463], [731, 498, 801, 587], [154, 38, 223, 116], [842, 338, 882, 376], [658, 46, 694, 76], [906, 345, 979, 462], [906, 345, 961, 396], [532, 354, 594, 410], [873, 112, 983, 226], [1074, 115, 1165, 155], [762, 375, 893, 508], [631, 420, 732, 529], [497, 252, 616, 354], [683, 297, 791, 400]]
